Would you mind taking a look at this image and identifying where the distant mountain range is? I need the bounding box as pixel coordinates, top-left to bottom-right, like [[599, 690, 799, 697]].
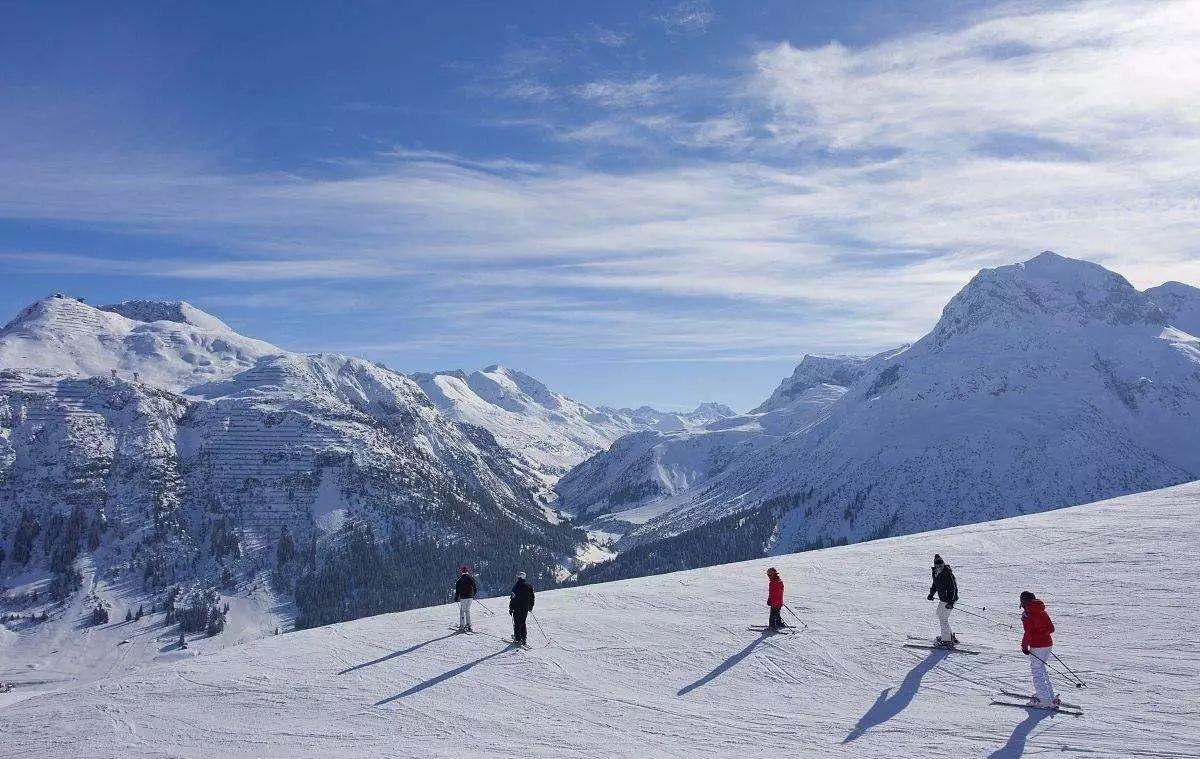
[[567, 252, 1200, 582], [414, 365, 733, 487]]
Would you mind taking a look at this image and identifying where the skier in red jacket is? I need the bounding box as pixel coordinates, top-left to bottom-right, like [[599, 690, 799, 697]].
[[766, 567, 785, 630], [1020, 590, 1059, 707]]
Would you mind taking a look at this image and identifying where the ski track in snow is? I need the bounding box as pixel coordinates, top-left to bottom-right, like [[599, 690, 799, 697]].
[[3, 482, 1200, 758]]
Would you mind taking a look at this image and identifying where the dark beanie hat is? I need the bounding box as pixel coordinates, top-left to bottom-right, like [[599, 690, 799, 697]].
[[933, 554, 944, 565], [1020, 590, 1036, 605]]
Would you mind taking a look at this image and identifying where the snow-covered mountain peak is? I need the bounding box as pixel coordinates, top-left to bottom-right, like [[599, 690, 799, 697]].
[[688, 401, 736, 420], [1146, 280, 1200, 336], [931, 251, 1165, 348], [0, 293, 283, 392], [753, 350, 905, 414], [99, 299, 233, 332], [474, 364, 566, 412]]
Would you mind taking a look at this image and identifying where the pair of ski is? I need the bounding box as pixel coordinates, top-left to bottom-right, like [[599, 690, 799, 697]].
[[448, 625, 530, 649], [902, 635, 984, 655], [991, 691, 1083, 716], [748, 625, 798, 636]]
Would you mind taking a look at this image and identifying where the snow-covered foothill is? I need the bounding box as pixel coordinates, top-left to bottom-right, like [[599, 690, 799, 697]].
[[3, 481, 1196, 758]]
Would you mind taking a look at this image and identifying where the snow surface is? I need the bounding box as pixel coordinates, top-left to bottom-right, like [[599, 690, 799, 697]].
[[4, 481, 1198, 758]]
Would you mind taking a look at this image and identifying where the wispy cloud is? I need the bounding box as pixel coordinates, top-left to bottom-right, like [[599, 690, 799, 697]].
[[591, 24, 631, 48], [572, 76, 668, 108], [654, 1, 716, 36]]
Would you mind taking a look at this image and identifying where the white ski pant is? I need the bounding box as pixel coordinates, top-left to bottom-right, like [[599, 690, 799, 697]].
[[458, 598, 472, 629], [936, 601, 954, 640], [1029, 646, 1054, 701]]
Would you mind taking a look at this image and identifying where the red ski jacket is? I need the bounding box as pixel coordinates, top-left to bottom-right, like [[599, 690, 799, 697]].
[[1021, 599, 1055, 649], [767, 576, 784, 608]]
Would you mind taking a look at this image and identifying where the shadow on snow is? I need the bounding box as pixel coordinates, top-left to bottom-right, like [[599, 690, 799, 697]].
[[987, 708, 1057, 759], [376, 646, 512, 704], [339, 632, 458, 675], [677, 631, 773, 696], [843, 648, 948, 743]]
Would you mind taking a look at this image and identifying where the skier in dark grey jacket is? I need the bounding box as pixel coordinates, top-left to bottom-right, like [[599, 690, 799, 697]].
[[453, 566, 477, 632], [927, 553, 959, 646]]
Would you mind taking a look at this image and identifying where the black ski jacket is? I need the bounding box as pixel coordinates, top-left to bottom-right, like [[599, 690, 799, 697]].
[[454, 574, 477, 601], [509, 579, 535, 613], [929, 565, 959, 604]]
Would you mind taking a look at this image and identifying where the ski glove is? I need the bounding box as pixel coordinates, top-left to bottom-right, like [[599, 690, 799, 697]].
[[927, 593, 935, 601], [1022, 646, 1030, 655], [945, 602, 954, 610]]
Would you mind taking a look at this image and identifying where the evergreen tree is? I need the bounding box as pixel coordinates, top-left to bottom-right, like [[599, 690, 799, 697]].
[[12, 511, 40, 564], [276, 528, 295, 567]]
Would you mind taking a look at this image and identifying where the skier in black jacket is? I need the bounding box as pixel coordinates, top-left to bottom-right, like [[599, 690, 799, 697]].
[[509, 572, 535, 645], [453, 566, 477, 632], [927, 553, 959, 646]]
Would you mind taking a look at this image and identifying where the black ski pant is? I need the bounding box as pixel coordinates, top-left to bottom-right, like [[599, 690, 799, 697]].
[[512, 609, 529, 642], [769, 606, 783, 629]]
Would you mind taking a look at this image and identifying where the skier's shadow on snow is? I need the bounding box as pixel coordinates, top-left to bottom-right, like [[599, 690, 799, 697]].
[[987, 709, 1054, 759], [375, 647, 512, 704], [339, 632, 457, 675], [677, 631, 772, 696], [843, 649, 949, 743]]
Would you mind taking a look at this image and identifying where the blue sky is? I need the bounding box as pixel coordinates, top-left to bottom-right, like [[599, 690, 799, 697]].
[[2, 1, 1198, 410]]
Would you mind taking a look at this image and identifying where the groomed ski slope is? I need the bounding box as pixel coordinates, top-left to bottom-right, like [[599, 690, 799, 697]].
[[5, 483, 1199, 758]]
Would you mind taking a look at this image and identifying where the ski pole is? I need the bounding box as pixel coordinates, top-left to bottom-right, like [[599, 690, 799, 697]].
[[1029, 651, 1085, 689], [781, 604, 808, 631], [954, 604, 1016, 628], [1050, 651, 1087, 688], [530, 611, 552, 645], [472, 598, 496, 616]]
